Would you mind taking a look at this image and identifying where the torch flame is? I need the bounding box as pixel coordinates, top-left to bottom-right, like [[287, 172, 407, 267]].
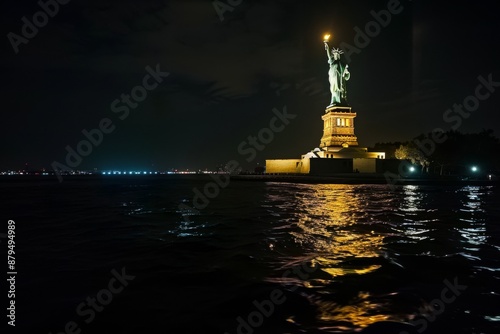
[[324, 34, 331, 42]]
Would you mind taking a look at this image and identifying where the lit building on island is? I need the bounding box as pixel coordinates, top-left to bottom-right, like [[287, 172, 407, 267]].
[[266, 34, 386, 175]]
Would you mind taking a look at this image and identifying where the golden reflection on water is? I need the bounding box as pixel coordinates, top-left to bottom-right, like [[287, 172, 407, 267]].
[[286, 184, 390, 328], [291, 184, 384, 262], [316, 291, 391, 327], [265, 183, 495, 329]]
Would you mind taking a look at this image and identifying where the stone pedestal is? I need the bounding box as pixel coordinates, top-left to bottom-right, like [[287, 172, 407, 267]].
[[319, 105, 358, 148]]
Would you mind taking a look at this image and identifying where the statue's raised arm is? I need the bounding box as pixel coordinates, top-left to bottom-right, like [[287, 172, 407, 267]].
[[324, 41, 332, 61]]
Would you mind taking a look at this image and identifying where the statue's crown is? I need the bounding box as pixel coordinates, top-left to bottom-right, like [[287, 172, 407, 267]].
[[331, 47, 344, 55]]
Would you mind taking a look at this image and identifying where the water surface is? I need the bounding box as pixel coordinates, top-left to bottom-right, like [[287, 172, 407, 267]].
[[2, 176, 499, 333]]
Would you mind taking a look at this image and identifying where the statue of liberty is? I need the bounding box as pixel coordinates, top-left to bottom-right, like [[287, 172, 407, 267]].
[[324, 35, 350, 106]]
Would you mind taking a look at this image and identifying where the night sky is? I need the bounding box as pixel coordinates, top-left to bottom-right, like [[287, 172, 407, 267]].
[[2, 0, 500, 171]]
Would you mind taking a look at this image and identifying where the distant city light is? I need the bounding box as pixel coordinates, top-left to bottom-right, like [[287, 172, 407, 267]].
[[0, 168, 220, 177]]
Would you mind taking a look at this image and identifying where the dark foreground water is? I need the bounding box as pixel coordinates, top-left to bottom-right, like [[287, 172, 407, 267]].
[[2, 176, 500, 334]]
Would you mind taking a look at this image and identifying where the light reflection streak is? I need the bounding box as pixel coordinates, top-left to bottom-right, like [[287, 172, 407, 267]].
[[456, 186, 488, 248], [399, 185, 425, 213], [271, 184, 391, 328], [396, 185, 436, 244]]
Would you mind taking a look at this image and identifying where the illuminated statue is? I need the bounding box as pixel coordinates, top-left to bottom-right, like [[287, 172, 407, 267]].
[[324, 35, 350, 106]]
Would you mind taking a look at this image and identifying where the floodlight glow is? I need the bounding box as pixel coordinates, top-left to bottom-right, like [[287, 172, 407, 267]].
[[471, 166, 478, 172], [409, 166, 415, 172]]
